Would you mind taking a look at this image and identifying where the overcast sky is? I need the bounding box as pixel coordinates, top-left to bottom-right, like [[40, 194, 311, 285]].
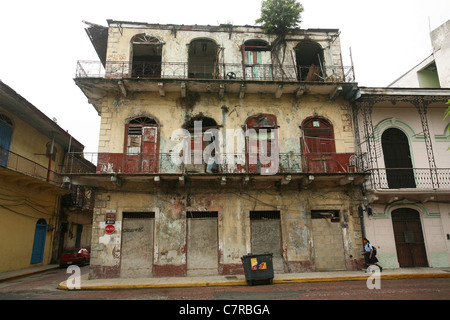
[[0, 0, 449, 152]]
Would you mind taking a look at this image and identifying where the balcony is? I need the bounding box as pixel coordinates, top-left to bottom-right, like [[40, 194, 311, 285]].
[[363, 168, 450, 204], [63, 152, 357, 175], [76, 61, 355, 83], [0, 147, 63, 187], [365, 168, 450, 190]]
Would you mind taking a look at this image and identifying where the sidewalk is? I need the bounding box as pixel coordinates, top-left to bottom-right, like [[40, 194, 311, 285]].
[[2, 264, 449, 290], [57, 267, 450, 290], [0, 264, 59, 283]]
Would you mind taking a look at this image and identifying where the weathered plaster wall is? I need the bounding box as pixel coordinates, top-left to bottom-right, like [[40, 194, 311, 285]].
[[105, 25, 343, 70], [89, 183, 363, 279], [98, 92, 355, 156]]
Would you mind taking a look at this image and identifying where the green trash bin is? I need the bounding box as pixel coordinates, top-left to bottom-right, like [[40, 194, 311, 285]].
[[241, 252, 274, 285]]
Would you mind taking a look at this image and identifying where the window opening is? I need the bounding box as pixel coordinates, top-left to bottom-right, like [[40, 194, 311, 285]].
[[182, 115, 219, 173], [188, 39, 219, 79], [381, 128, 415, 188], [243, 40, 271, 80], [131, 34, 162, 78], [295, 41, 324, 81], [311, 210, 340, 222], [245, 114, 278, 174]]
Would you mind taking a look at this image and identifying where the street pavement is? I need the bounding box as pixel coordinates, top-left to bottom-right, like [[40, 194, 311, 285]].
[[2, 264, 450, 290]]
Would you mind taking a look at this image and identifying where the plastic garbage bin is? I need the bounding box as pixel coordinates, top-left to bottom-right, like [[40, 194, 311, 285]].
[[241, 252, 274, 285]]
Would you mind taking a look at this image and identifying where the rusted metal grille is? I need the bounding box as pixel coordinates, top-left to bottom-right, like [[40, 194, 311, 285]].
[[123, 212, 155, 219], [250, 211, 280, 220]]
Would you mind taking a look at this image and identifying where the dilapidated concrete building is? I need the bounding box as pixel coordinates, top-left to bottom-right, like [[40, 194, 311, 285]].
[[66, 20, 368, 279]]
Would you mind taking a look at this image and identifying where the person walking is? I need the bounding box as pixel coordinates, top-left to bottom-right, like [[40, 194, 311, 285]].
[[363, 238, 382, 272]]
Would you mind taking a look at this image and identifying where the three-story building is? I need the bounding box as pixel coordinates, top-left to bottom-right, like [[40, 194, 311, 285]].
[[68, 20, 368, 279]]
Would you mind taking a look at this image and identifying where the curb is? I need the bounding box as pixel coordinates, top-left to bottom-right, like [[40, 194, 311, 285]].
[[57, 272, 450, 290]]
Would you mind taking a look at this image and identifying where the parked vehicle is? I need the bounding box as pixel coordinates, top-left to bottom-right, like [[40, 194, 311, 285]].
[[59, 248, 90, 267]]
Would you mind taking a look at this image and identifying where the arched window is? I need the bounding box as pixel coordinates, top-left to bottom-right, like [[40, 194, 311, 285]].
[[131, 34, 162, 78], [302, 117, 335, 153], [125, 116, 159, 173], [30, 219, 47, 264], [188, 38, 219, 79], [381, 128, 415, 188], [295, 41, 324, 81], [0, 114, 13, 167]]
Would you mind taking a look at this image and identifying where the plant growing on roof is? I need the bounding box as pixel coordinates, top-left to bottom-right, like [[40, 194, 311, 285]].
[[255, 0, 304, 35], [255, 0, 304, 77]]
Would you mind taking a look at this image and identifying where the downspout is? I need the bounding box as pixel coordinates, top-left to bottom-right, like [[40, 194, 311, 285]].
[[47, 136, 55, 182]]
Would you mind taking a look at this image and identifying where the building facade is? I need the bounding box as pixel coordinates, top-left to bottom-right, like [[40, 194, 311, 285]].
[[353, 19, 450, 270], [353, 88, 450, 269], [68, 20, 368, 279], [0, 81, 94, 273]]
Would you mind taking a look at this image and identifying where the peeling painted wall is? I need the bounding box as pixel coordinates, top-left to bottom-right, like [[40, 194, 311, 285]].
[[89, 183, 363, 279], [87, 24, 363, 279]]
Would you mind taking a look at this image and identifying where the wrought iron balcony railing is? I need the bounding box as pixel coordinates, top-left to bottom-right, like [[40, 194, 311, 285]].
[[365, 168, 450, 190], [62, 152, 357, 175], [76, 60, 356, 83]]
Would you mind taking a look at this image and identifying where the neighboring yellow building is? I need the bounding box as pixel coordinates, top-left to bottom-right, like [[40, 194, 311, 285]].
[[0, 80, 94, 274], [69, 21, 368, 279]]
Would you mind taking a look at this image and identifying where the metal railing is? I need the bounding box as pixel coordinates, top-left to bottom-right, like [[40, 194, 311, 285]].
[[0, 147, 63, 186], [76, 60, 355, 83], [365, 168, 450, 190], [62, 152, 357, 175]]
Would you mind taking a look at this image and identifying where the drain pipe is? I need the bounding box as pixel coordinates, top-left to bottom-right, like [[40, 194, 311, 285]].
[[47, 136, 55, 182]]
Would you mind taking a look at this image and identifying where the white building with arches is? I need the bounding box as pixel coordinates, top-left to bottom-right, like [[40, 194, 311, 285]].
[[353, 87, 450, 269]]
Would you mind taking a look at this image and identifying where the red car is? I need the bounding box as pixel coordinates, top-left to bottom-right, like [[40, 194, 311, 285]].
[[59, 248, 90, 267]]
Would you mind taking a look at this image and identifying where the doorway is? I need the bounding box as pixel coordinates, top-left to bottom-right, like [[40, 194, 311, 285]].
[[30, 219, 47, 264], [301, 117, 336, 172], [120, 212, 155, 278], [250, 211, 284, 273], [243, 40, 271, 80], [186, 211, 219, 276], [311, 210, 346, 271], [295, 41, 324, 81], [125, 117, 159, 173], [392, 208, 428, 267], [188, 39, 219, 79]]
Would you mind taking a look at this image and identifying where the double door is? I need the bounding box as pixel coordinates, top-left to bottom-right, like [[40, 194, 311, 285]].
[[392, 208, 428, 267]]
